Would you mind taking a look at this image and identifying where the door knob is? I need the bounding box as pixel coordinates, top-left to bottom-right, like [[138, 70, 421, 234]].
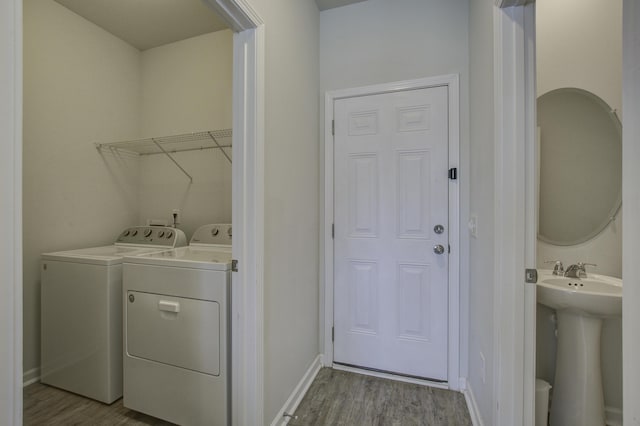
[[433, 244, 445, 255]]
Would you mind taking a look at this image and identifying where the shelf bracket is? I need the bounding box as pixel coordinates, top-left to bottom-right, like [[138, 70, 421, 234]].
[[151, 139, 193, 182], [207, 131, 232, 164]]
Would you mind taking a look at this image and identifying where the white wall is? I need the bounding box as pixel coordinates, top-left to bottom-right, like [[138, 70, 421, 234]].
[[23, 0, 141, 376], [140, 31, 233, 136], [535, 0, 623, 414], [241, 0, 321, 423], [319, 0, 470, 399], [468, 0, 496, 423], [138, 31, 233, 238]]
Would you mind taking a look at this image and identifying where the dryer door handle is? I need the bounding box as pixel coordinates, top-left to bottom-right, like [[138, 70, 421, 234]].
[[158, 300, 180, 313]]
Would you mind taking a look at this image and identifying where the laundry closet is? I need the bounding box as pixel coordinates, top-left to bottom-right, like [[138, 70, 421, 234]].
[[22, 0, 233, 399]]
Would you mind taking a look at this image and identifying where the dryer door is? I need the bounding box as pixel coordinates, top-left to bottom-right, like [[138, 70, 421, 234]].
[[126, 291, 220, 376]]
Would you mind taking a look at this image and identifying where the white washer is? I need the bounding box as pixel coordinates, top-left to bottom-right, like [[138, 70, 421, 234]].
[[122, 223, 232, 426], [41, 226, 187, 404]]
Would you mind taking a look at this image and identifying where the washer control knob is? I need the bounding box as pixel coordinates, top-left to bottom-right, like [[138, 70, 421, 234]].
[[211, 228, 219, 236], [123, 230, 130, 237], [158, 231, 165, 238], [144, 229, 153, 237], [131, 230, 138, 236], [166, 231, 173, 239], [227, 227, 232, 238]]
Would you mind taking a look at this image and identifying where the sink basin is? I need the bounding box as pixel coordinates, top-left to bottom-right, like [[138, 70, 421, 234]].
[[537, 273, 622, 316], [536, 271, 622, 426]]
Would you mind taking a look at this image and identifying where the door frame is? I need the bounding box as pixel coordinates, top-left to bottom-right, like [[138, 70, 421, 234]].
[[201, 1, 267, 424], [622, 2, 640, 423], [492, 2, 537, 425], [0, 0, 23, 423], [322, 75, 461, 390]]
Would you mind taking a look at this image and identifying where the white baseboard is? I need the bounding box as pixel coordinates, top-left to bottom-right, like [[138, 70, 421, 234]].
[[331, 363, 450, 390], [270, 354, 322, 426], [605, 405, 622, 426], [462, 379, 484, 426], [23, 367, 40, 387]]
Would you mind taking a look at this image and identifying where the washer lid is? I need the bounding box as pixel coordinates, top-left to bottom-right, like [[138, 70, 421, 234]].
[[42, 246, 167, 266], [124, 246, 231, 270]]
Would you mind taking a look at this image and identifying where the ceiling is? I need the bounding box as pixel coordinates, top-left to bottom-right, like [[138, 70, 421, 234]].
[[54, 0, 229, 51], [316, 0, 368, 11], [55, 0, 368, 51]]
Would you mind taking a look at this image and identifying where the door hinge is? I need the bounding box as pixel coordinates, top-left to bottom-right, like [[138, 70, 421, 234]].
[[525, 268, 538, 284], [448, 244, 451, 254], [448, 167, 458, 180], [232, 259, 238, 272], [332, 326, 334, 342], [332, 223, 335, 239], [332, 119, 335, 136]]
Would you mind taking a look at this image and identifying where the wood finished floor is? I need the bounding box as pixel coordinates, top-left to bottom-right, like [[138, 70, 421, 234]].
[[23, 382, 174, 425], [291, 368, 472, 426], [24, 368, 471, 425]]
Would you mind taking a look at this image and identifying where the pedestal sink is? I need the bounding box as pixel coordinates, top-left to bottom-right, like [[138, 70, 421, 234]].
[[537, 271, 622, 426]]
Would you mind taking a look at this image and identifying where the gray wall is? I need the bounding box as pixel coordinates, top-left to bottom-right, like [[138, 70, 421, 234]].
[[468, 0, 496, 423]]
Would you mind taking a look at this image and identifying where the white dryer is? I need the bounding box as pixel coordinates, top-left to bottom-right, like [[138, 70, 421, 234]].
[[40, 226, 187, 404], [122, 223, 232, 426]]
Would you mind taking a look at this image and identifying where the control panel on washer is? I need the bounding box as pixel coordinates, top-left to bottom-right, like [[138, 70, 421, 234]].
[[116, 226, 187, 247]]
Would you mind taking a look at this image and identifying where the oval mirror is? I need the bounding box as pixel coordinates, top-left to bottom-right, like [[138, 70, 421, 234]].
[[537, 88, 622, 246]]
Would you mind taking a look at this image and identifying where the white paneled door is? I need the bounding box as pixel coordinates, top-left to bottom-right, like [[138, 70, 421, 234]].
[[333, 86, 449, 381]]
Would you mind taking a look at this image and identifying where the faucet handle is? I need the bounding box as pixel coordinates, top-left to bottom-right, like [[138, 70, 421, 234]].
[[544, 260, 564, 275], [569, 262, 596, 278]]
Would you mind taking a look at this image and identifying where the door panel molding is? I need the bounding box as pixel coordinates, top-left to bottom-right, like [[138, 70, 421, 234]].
[[322, 75, 461, 389]]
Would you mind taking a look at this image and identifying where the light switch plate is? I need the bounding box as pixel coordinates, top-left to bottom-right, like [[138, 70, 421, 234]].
[[468, 215, 478, 238]]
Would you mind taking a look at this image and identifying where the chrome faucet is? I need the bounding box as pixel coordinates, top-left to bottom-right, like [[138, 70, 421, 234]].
[[544, 260, 564, 276], [564, 262, 597, 279]]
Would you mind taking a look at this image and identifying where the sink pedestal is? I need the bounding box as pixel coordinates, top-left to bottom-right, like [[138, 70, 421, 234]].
[[549, 310, 605, 426]]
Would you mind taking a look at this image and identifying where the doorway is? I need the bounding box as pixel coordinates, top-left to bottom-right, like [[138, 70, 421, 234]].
[[535, 1, 623, 424], [2, 0, 264, 424], [323, 75, 461, 389], [493, 1, 639, 425]]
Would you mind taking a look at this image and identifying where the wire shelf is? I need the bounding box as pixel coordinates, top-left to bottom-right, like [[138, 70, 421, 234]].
[[95, 129, 232, 156], [95, 129, 233, 182]]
